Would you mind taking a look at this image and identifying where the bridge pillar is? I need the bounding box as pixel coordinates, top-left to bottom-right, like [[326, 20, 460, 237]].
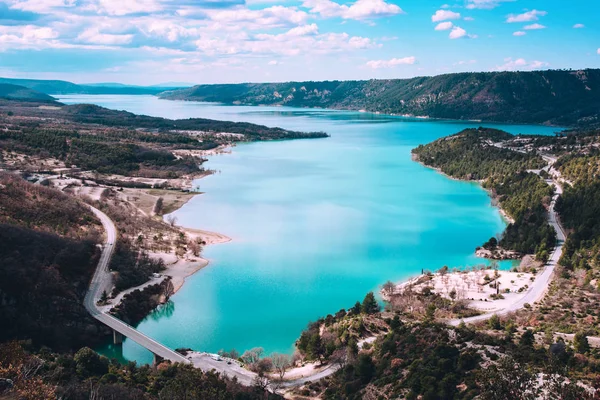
[[113, 330, 123, 345], [153, 353, 164, 366]]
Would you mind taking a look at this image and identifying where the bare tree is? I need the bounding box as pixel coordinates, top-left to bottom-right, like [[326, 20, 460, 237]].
[[382, 280, 396, 295], [241, 347, 264, 365], [271, 353, 291, 381], [166, 215, 178, 227], [330, 348, 348, 369]]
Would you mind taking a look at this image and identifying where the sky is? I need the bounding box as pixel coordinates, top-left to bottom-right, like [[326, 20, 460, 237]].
[[0, 0, 599, 85]]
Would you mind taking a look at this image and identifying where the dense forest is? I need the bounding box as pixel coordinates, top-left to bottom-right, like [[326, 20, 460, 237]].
[[161, 69, 600, 127], [286, 292, 598, 399], [0, 100, 327, 177], [413, 128, 555, 255], [0, 173, 105, 350], [0, 341, 280, 400]]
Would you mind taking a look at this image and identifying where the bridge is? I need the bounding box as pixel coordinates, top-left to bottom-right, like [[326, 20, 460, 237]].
[[84, 205, 190, 365]]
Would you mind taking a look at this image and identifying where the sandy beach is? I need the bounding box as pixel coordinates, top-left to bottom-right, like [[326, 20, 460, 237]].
[[151, 228, 232, 294]]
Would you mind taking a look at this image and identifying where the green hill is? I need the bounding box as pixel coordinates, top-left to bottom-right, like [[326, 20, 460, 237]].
[[0, 83, 56, 102], [160, 69, 600, 127], [0, 77, 185, 95]]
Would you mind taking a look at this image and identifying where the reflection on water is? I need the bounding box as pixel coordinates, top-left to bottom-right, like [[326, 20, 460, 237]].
[[150, 300, 175, 321]]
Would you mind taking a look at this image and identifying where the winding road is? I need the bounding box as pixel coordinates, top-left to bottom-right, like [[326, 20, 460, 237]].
[[84, 205, 190, 364], [449, 152, 567, 326]]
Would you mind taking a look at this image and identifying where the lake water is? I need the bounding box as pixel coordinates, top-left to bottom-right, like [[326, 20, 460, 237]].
[[58, 95, 563, 364]]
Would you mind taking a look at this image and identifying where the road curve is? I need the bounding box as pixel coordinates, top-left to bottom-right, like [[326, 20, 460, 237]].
[[84, 205, 190, 364], [449, 172, 567, 326]]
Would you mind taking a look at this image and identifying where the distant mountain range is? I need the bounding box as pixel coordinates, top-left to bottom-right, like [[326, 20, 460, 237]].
[[0, 83, 57, 102], [160, 69, 600, 127], [0, 78, 188, 95]]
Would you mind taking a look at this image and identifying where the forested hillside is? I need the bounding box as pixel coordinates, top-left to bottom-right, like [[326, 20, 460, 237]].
[[0, 83, 56, 102], [0, 77, 181, 95], [161, 69, 600, 126], [0, 100, 327, 177], [0, 173, 103, 350]]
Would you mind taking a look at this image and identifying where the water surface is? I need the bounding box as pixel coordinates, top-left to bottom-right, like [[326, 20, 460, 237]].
[[58, 95, 562, 364]]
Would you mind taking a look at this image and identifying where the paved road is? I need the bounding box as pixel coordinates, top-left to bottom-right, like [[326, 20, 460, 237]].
[[449, 156, 567, 326], [84, 205, 190, 364]]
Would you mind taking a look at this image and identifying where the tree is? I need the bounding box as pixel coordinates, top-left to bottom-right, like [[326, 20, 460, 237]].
[[488, 314, 502, 330], [241, 347, 263, 365], [382, 280, 395, 295], [99, 290, 108, 304], [361, 292, 380, 314], [166, 215, 177, 227], [153, 197, 164, 215], [356, 354, 375, 384], [73, 347, 108, 378], [520, 329, 535, 348], [271, 353, 291, 380], [349, 301, 361, 315], [449, 287, 457, 301], [308, 332, 324, 361], [573, 332, 590, 354], [330, 348, 348, 369], [477, 357, 537, 400]]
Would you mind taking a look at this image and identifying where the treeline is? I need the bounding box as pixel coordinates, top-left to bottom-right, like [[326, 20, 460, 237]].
[[110, 280, 173, 325], [556, 180, 600, 270], [0, 341, 280, 400], [412, 128, 546, 180], [0, 225, 103, 351], [317, 321, 595, 399], [413, 128, 554, 255], [63, 103, 328, 140], [109, 239, 166, 292], [0, 120, 206, 177], [161, 69, 600, 127], [485, 172, 556, 255]]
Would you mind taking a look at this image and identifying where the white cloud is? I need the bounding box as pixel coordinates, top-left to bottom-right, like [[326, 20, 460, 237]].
[[513, 31, 526, 36], [89, 0, 163, 16], [435, 22, 454, 31], [287, 23, 319, 36], [524, 23, 546, 30], [463, 16, 474, 21], [506, 10, 547, 23], [77, 28, 133, 45], [597, 48, 600, 55], [203, 6, 309, 27], [268, 60, 279, 65], [449, 26, 466, 39], [303, 0, 403, 21], [494, 57, 549, 71], [366, 56, 416, 69], [466, 0, 514, 9], [573, 24, 585, 29], [5, 0, 76, 13], [454, 59, 477, 65], [431, 9, 460, 22]]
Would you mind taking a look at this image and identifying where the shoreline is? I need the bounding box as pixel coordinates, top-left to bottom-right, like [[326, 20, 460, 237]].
[[413, 155, 517, 248], [156, 96, 568, 130]]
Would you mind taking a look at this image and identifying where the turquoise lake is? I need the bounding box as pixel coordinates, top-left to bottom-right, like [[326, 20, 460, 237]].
[[58, 95, 563, 364]]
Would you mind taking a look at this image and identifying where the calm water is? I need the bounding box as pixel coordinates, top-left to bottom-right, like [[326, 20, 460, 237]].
[[58, 95, 563, 364]]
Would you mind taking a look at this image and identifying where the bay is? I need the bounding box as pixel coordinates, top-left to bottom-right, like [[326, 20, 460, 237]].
[[57, 95, 562, 364]]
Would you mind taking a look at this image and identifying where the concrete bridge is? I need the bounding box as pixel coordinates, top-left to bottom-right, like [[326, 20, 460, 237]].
[[84, 206, 190, 365]]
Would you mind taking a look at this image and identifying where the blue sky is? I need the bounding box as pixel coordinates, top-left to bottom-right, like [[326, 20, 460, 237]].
[[0, 0, 598, 85]]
